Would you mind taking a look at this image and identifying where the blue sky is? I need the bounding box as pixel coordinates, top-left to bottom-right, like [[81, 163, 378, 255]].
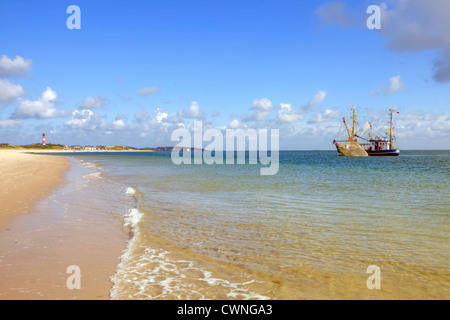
[[0, 0, 449, 149]]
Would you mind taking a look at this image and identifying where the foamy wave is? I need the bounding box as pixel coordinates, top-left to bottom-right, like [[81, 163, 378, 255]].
[[111, 187, 269, 300], [125, 187, 136, 195], [110, 246, 269, 300], [82, 171, 102, 179], [79, 160, 96, 168], [200, 271, 270, 300], [124, 208, 142, 228]]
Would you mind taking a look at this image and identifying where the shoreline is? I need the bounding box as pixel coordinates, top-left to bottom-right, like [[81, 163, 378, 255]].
[[0, 148, 158, 154], [0, 151, 128, 299]]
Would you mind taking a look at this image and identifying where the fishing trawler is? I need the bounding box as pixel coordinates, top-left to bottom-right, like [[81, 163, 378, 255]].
[[333, 107, 368, 156], [362, 109, 400, 156], [333, 107, 400, 157]]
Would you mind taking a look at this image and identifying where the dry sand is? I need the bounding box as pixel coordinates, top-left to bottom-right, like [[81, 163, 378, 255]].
[[0, 151, 128, 299], [0, 151, 69, 226]]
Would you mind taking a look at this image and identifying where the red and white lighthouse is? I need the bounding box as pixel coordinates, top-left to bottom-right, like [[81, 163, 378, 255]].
[[42, 133, 46, 146]]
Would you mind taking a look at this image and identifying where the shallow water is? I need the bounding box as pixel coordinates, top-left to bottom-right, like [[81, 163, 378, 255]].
[[62, 150, 449, 299]]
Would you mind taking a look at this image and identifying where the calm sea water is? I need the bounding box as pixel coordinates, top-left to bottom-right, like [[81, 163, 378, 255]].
[[62, 151, 449, 299]]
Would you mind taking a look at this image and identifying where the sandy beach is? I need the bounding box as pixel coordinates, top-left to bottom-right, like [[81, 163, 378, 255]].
[[0, 151, 128, 299], [0, 151, 69, 226]]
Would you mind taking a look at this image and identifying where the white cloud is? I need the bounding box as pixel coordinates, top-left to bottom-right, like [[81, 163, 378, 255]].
[[112, 114, 127, 130], [382, 75, 404, 95], [49, 103, 450, 150], [228, 119, 240, 129], [81, 95, 107, 109], [317, 0, 450, 82], [278, 90, 328, 123], [134, 110, 151, 123], [112, 119, 126, 129], [137, 86, 159, 96], [12, 87, 69, 119], [307, 90, 327, 107], [178, 101, 203, 119], [155, 108, 168, 123], [308, 109, 341, 123], [64, 109, 95, 129], [252, 97, 273, 111], [277, 103, 303, 123], [387, 110, 450, 149], [379, 1, 450, 53], [187, 101, 201, 118], [0, 119, 21, 129], [0, 55, 33, 77], [239, 91, 328, 125], [0, 79, 25, 106], [63, 109, 113, 133], [242, 98, 274, 122]]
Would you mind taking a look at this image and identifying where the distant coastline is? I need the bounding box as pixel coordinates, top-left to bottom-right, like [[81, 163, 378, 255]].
[[1, 145, 448, 154], [0, 145, 173, 153]]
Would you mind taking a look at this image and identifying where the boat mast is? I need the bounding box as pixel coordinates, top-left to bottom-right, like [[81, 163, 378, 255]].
[[343, 117, 351, 142], [342, 107, 358, 143], [350, 107, 357, 143], [352, 107, 356, 140], [389, 108, 396, 150]]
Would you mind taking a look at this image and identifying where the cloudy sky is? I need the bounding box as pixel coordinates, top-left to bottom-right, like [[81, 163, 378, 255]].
[[0, 0, 449, 150]]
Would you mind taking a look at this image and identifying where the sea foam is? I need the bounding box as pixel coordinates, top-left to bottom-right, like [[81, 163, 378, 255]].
[[124, 208, 142, 228], [125, 187, 137, 195]]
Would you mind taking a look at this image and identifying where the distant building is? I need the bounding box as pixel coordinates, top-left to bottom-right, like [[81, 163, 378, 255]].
[[0, 143, 9, 147]]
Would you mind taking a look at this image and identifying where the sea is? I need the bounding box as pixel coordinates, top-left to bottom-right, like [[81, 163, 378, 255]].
[[53, 150, 449, 300]]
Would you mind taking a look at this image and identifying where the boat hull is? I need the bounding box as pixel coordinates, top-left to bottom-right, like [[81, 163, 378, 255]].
[[366, 149, 400, 157], [334, 142, 368, 157]]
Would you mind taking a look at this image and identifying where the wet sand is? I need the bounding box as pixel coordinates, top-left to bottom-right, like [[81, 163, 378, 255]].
[[0, 151, 128, 299]]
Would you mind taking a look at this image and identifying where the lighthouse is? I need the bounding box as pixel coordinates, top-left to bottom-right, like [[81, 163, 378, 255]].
[[42, 133, 46, 146]]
